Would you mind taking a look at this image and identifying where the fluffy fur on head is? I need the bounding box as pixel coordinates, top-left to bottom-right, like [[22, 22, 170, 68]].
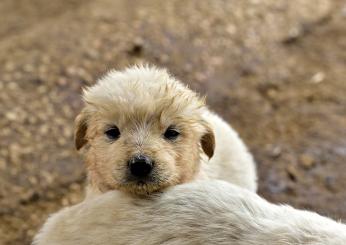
[[34, 180, 346, 245], [75, 65, 215, 196]]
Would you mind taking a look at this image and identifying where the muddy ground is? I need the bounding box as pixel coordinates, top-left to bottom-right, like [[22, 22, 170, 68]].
[[0, 0, 346, 244]]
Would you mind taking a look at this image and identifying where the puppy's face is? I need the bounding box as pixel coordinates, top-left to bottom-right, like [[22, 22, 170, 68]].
[[75, 67, 214, 195]]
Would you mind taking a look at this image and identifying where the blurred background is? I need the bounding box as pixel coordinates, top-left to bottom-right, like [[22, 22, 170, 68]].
[[0, 0, 346, 244]]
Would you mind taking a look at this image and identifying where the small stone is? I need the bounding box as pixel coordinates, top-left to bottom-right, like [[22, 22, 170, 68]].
[[23, 64, 34, 72], [58, 137, 67, 146], [325, 176, 337, 191], [267, 88, 278, 98], [5, 112, 17, 121], [63, 127, 73, 138], [8, 82, 18, 90], [28, 176, 38, 185], [128, 38, 144, 56], [39, 125, 49, 135], [269, 145, 282, 159], [226, 24, 237, 35], [57, 78, 67, 86], [282, 27, 302, 44], [210, 56, 223, 66], [286, 164, 299, 182], [37, 85, 48, 93], [86, 49, 99, 59], [4, 62, 15, 72], [67, 66, 78, 76], [299, 154, 315, 169], [267, 179, 286, 194], [311, 72, 325, 84], [41, 171, 54, 184], [19, 191, 39, 204]]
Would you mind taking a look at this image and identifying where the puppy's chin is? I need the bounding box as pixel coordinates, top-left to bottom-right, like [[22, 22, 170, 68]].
[[117, 174, 175, 196], [119, 182, 164, 196]]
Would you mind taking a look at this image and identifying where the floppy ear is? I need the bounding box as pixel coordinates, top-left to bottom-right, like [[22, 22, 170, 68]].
[[201, 125, 215, 159], [74, 110, 88, 150]]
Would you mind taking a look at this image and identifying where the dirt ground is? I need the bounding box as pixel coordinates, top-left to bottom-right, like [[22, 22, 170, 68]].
[[0, 0, 345, 244]]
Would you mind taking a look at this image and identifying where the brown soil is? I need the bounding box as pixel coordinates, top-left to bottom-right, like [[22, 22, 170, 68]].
[[0, 0, 345, 244]]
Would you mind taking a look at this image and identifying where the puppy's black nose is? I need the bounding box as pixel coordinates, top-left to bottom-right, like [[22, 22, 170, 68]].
[[128, 155, 153, 178]]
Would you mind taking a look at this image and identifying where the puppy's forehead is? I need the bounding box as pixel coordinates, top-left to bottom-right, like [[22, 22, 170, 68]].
[[83, 66, 206, 123]]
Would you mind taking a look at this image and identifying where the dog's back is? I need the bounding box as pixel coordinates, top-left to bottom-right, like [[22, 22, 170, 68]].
[[33, 180, 346, 245], [200, 111, 257, 191]]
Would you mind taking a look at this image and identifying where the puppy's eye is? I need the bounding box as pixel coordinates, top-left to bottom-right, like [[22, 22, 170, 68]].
[[105, 126, 120, 140], [164, 126, 180, 140]]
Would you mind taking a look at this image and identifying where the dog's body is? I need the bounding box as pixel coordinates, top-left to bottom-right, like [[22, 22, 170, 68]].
[[33, 66, 345, 244], [76, 65, 256, 197], [199, 110, 256, 191], [34, 180, 346, 245]]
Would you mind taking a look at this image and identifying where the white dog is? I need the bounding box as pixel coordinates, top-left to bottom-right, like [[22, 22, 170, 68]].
[[34, 180, 346, 245], [34, 66, 261, 244], [74, 65, 256, 197]]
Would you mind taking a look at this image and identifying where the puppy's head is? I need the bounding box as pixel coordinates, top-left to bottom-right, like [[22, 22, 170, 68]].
[[75, 66, 214, 195]]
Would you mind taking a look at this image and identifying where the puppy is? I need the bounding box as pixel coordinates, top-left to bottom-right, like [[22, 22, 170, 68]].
[[33, 180, 346, 245], [75, 65, 256, 196]]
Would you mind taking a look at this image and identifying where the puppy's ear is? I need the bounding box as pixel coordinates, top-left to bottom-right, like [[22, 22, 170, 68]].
[[201, 125, 215, 159], [74, 110, 88, 150]]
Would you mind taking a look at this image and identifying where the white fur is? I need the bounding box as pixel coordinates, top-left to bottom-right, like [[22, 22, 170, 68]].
[[83, 66, 204, 119], [34, 66, 260, 243], [33, 180, 346, 245], [201, 111, 257, 191], [84, 65, 257, 193]]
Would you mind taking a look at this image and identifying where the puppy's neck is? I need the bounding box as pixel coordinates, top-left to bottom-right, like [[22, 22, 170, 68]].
[[85, 174, 112, 199]]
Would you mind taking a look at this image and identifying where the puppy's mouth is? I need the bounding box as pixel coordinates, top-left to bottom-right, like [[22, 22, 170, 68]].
[[119, 174, 170, 195]]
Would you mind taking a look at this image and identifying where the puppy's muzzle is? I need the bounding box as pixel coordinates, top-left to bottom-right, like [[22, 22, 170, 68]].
[[128, 155, 153, 178]]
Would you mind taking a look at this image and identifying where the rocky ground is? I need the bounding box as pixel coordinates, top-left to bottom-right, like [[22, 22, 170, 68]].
[[0, 0, 346, 244]]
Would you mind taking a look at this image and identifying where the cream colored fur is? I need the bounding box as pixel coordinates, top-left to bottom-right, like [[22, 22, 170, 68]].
[[34, 180, 346, 245], [200, 111, 257, 191], [75, 65, 256, 196], [34, 66, 261, 244]]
